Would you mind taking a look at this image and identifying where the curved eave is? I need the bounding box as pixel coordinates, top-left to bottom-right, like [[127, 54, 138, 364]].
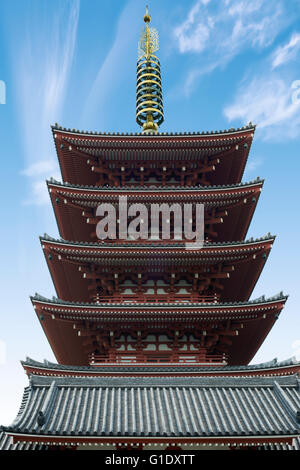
[[31, 294, 287, 366], [47, 177, 264, 193], [48, 179, 263, 243], [31, 292, 287, 311], [40, 234, 275, 251], [40, 236, 274, 303], [21, 355, 300, 378], [52, 123, 256, 139], [53, 125, 255, 187]]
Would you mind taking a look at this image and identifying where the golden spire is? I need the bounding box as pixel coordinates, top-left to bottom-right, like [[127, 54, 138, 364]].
[[144, 5, 151, 23], [136, 6, 164, 134]]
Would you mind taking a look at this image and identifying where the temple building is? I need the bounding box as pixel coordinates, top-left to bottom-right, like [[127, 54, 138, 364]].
[[1, 8, 300, 451]]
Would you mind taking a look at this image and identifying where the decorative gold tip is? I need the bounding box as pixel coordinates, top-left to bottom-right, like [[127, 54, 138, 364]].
[[144, 5, 151, 23], [136, 6, 164, 134]]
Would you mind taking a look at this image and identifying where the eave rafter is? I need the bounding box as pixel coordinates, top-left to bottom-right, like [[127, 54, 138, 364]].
[[51, 190, 259, 241], [30, 290, 287, 365], [53, 126, 255, 187], [58, 141, 242, 187], [33, 303, 272, 363], [48, 179, 262, 243], [33, 295, 285, 323], [40, 236, 274, 304]]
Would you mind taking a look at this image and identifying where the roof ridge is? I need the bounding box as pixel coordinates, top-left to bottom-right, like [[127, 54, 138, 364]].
[[21, 356, 300, 372], [30, 291, 288, 308], [19, 373, 300, 388], [39, 233, 276, 247], [51, 122, 256, 137], [46, 176, 264, 191]]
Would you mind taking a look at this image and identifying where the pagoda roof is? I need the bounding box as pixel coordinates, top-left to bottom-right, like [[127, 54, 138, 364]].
[[41, 231, 274, 249], [2, 372, 300, 446], [53, 124, 255, 187], [48, 178, 263, 244], [22, 356, 300, 378], [31, 291, 287, 310], [31, 293, 287, 366], [47, 176, 263, 192], [52, 122, 256, 138], [40, 234, 275, 304]]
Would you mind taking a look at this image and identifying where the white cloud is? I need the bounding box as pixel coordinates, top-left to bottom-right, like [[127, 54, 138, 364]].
[[82, 0, 141, 126], [223, 11, 300, 141], [174, 0, 285, 54], [22, 165, 61, 206], [227, 0, 262, 16], [174, 2, 213, 53], [243, 157, 263, 179], [21, 160, 58, 178], [272, 32, 300, 69], [13, 1, 80, 205], [21, 160, 60, 206], [173, 0, 294, 95], [22, 180, 49, 207], [175, 22, 211, 54], [224, 75, 300, 140]]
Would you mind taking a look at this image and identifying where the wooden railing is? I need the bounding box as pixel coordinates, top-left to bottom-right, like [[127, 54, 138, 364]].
[[89, 352, 227, 365], [92, 293, 219, 304], [97, 236, 207, 245]]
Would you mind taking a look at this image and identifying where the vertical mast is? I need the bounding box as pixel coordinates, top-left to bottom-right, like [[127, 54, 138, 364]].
[[136, 6, 164, 133]]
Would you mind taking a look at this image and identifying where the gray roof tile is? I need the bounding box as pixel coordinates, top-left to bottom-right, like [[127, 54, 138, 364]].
[[0, 432, 48, 450], [2, 374, 300, 439]]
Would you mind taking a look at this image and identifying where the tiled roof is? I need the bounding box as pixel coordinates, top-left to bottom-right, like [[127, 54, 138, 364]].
[[1, 374, 300, 440], [0, 431, 48, 450]]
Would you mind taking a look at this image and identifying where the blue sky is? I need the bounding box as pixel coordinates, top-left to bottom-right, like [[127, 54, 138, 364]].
[[0, 0, 300, 425]]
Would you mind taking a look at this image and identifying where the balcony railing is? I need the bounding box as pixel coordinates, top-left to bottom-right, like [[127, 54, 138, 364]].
[[92, 293, 219, 304], [89, 352, 227, 366], [94, 235, 211, 245]]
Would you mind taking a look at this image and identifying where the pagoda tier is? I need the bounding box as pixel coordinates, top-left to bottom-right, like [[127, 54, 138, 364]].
[[41, 235, 274, 304], [48, 178, 263, 243], [2, 373, 300, 450], [53, 124, 255, 187], [21, 356, 300, 378], [31, 293, 287, 366]]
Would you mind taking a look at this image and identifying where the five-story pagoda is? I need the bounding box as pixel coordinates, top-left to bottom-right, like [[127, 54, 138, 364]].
[[1, 8, 300, 451]]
